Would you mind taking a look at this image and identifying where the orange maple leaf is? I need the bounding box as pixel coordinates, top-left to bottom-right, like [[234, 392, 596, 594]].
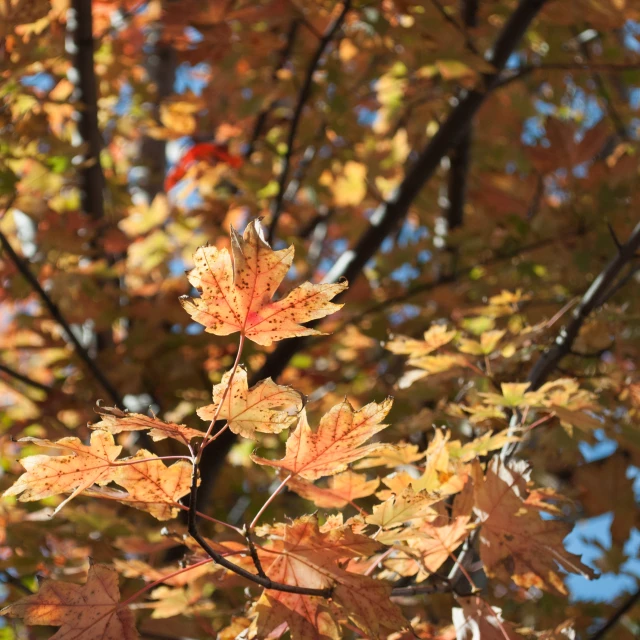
[[197, 366, 303, 438], [473, 459, 595, 595], [3, 431, 122, 514], [1, 564, 138, 640], [288, 470, 380, 509], [252, 398, 393, 480], [254, 515, 404, 640], [92, 405, 203, 444], [109, 451, 193, 520], [180, 219, 348, 345]]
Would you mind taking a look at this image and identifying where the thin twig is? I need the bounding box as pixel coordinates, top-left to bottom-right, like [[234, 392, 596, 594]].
[[0, 570, 35, 595], [268, 0, 352, 243], [250, 474, 292, 530], [0, 227, 123, 406], [429, 0, 482, 58], [243, 525, 267, 578], [245, 19, 301, 157], [187, 465, 331, 597], [0, 361, 52, 393], [589, 585, 640, 639]]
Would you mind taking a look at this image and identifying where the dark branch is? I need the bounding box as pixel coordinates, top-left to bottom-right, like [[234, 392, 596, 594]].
[[268, 0, 351, 243], [186, 464, 331, 596], [0, 361, 52, 393], [70, 0, 105, 221], [0, 229, 123, 406], [444, 126, 471, 232], [246, 19, 301, 158], [244, 525, 267, 579], [527, 221, 640, 391], [430, 0, 481, 58], [500, 220, 640, 460], [590, 586, 640, 639]]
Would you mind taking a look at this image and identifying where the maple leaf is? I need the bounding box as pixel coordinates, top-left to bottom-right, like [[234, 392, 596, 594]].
[[453, 596, 522, 639], [366, 488, 439, 530], [180, 219, 348, 345], [254, 515, 405, 640], [197, 366, 303, 438], [92, 404, 203, 444], [3, 431, 122, 514], [385, 325, 457, 357], [252, 398, 393, 480], [382, 512, 470, 580], [355, 442, 424, 468], [1, 563, 138, 640], [289, 470, 380, 509], [111, 451, 193, 521], [473, 458, 595, 595]]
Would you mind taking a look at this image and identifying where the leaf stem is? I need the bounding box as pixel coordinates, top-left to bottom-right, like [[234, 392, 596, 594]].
[[250, 474, 292, 530], [119, 558, 214, 608], [197, 333, 246, 461], [112, 455, 191, 467], [176, 503, 243, 534]]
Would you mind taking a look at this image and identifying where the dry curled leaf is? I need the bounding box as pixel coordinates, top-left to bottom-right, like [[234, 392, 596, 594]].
[[180, 219, 348, 345], [92, 404, 203, 444]]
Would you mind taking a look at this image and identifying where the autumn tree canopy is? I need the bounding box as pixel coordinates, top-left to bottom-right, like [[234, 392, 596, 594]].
[[1, 1, 640, 639]]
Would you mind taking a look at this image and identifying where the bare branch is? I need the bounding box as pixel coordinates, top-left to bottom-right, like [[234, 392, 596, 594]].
[[268, 0, 352, 243], [246, 18, 301, 158], [186, 465, 331, 597], [0, 361, 52, 393], [590, 586, 640, 639], [500, 220, 640, 461], [0, 228, 123, 406]]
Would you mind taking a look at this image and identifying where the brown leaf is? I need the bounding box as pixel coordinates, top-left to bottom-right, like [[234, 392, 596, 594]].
[[92, 405, 203, 444], [474, 459, 595, 595], [1, 564, 138, 640]]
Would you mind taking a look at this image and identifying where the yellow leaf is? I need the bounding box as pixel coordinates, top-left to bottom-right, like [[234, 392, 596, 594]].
[[332, 161, 367, 207]]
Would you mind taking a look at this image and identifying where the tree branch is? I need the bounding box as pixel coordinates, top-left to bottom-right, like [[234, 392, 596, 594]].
[[0, 361, 52, 393], [494, 61, 640, 90], [590, 585, 640, 639], [500, 220, 640, 460], [69, 0, 105, 221], [186, 465, 331, 596], [268, 0, 351, 243], [0, 229, 123, 406], [246, 18, 301, 158]]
